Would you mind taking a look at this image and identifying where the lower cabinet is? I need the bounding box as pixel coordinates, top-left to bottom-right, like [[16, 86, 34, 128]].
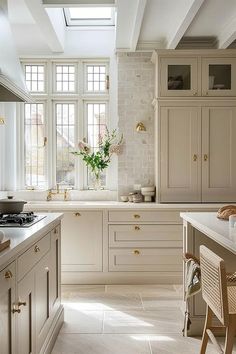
[[0, 262, 16, 354], [0, 223, 62, 354], [61, 211, 103, 272]]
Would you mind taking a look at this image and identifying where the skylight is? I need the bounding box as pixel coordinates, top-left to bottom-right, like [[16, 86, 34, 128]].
[[64, 7, 115, 27]]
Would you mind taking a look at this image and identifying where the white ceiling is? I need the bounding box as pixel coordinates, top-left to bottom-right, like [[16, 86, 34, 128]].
[[6, 0, 236, 55]]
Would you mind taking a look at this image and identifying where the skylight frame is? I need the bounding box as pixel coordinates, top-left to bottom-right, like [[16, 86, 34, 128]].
[[63, 7, 115, 27]]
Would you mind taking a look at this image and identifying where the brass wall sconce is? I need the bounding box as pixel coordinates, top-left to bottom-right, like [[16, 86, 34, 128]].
[[136, 122, 146, 132]]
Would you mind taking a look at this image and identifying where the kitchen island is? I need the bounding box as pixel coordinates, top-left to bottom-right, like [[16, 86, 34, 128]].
[[181, 212, 236, 335], [0, 213, 63, 354]]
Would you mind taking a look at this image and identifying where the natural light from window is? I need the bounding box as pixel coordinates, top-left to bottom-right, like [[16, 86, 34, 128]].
[[68, 7, 112, 20]]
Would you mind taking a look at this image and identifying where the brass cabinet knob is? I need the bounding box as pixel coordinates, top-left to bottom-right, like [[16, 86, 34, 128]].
[[18, 301, 26, 307], [53, 228, 58, 234], [193, 92, 197, 96], [5, 270, 13, 279], [204, 154, 208, 161], [45, 266, 49, 271], [193, 154, 197, 162], [133, 249, 140, 255], [34, 245, 40, 253], [74, 212, 81, 217], [134, 214, 140, 219], [134, 226, 140, 231]]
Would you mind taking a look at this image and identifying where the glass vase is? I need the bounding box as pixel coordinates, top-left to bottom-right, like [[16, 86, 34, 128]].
[[91, 171, 102, 191]]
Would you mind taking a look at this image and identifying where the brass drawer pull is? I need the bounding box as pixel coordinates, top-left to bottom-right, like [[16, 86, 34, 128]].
[[54, 228, 58, 234], [34, 245, 40, 253], [193, 154, 197, 161], [134, 226, 140, 231], [204, 154, 208, 161], [133, 249, 140, 255], [134, 214, 140, 219], [74, 212, 81, 217], [5, 270, 13, 279], [12, 308, 21, 314], [18, 301, 26, 307]]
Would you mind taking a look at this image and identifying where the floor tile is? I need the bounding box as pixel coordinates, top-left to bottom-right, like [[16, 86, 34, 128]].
[[52, 333, 151, 354], [103, 309, 183, 334], [141, 295, 183, 310], [62, 285, 105, 298], [61, 304, 103, 334], [105, 284, 177, 296], [62, 293, 142, 311], [149, 334, 212, 354]]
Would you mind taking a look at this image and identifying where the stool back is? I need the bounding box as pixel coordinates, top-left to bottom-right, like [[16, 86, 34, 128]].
[[200, 245, 229, 326]]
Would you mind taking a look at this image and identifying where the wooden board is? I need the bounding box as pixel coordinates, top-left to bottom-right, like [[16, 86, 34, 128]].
[[0, 238, 10, 252]]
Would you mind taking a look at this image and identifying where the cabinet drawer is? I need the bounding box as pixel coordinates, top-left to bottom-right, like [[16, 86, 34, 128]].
[[17, 233, 50, 280], [109, 224, 182, 248], [109, 248, 182, 272], [108, 210, 181, 223]]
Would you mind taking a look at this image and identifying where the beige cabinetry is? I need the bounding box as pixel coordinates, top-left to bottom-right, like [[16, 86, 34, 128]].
[[108, 210, 182, 275], [61, 211, 103, 272], [0, 262, 16, 354], [159, 102, 236, 202], [0, 223, 62, 354], [153, 49, 236, 202]]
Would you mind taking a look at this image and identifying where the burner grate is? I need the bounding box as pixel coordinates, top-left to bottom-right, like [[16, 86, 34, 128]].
[[0, 212, 45, 227]]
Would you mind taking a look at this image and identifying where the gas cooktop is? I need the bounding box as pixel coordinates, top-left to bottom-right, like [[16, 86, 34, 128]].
[[0, 212, 46, 227]]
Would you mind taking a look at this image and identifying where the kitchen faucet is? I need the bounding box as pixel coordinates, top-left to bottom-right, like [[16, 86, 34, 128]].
[[46, 184, 70, 201]]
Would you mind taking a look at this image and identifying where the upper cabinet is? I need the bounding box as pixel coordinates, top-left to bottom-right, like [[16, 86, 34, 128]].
[[160, 57, 199, 97], [152, 50, 236, 98], [201, 57, 236, 96]]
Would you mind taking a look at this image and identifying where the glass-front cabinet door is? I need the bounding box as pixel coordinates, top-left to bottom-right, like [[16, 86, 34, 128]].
[[202, 58, 236, 96], [160, 58, 198, 97]]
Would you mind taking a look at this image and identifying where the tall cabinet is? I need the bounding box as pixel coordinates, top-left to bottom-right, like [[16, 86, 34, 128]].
[[152, 49, 236, 203]]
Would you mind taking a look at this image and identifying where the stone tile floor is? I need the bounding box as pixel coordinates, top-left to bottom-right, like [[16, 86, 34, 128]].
[[52, 285, 236, 354]]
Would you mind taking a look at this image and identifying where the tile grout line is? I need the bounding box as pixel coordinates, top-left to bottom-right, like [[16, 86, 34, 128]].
[[148, 338, 153, 354], [102, 310, 105, 334], [139, 292, 145, 311]]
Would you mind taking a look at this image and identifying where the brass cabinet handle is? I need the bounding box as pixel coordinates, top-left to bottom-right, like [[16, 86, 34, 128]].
[[193, 92, 197, 96], [34, 245, 40, 253], [133, 249, 140, 255], [54, 228, 58, 234], [43, 137, 47, 147], [18, 301, 26, 307], [134, 226, 140, 231], [134, 214, 140, 219], [204, 154, 208, 161], [5, 270, 13, 279], [193, 154, 197, 162], [74, 212, 81, 217]]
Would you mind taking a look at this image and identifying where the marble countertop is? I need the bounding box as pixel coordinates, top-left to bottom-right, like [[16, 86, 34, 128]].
[[181, 212, 236, 255], [0, 213, 63, 270], [24, 200, 225, 211]]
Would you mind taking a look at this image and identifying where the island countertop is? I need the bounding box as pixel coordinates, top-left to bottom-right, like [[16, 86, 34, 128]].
[[0, 213, 63, 270], [180, 212, 236, 255]]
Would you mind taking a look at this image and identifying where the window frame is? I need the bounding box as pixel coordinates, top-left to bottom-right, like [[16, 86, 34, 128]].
[[19, 58, 111, 191], [23, 62, 47, 94], [84, 62, 109, 94], [63, 7, 115, 27]]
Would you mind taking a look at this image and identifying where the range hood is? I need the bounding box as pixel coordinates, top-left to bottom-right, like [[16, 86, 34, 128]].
[[0, 0, 31, 102]]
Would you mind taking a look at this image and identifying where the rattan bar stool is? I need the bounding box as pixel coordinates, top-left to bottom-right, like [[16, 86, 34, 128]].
[[200, 245, 236, 354]]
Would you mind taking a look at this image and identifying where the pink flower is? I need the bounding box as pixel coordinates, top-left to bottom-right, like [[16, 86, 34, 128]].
[[78, 141, 91, 153], [109, 144, 122, 155]]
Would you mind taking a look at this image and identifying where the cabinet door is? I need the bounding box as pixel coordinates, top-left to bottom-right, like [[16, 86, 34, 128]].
[[61, 211, 103, 271], [17, 270, 35, 354], [35, 252, 51, 353], [202, 106, 236, 201], [160, 106, 201, 202], [0, 262, 16, 354], [160, 57, 198, 97], [202, 58, 236, 96], [50, 226, 61, 317]]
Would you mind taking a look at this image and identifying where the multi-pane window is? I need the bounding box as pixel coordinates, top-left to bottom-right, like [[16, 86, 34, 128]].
[[56, 103, 76, 186], [25, 65, 44, 92], [56, 65, 75, 92], [87, 102, 107, 186], [86, 65, 107, 92], [24, 103, 46, 188], [22, 60, 109, 190]]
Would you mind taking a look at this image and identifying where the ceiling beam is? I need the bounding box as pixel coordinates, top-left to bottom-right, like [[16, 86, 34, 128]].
[[130, 0, 147, 51], [116, 0, 147, 52], [167, 0, 205, 49], [218, 16, 236, 48], [42, 0, 115, 7], [25, 0, 64, 53]]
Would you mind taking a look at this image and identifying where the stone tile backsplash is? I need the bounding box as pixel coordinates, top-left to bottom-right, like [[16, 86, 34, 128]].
[[117, 52, 155, 196]]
